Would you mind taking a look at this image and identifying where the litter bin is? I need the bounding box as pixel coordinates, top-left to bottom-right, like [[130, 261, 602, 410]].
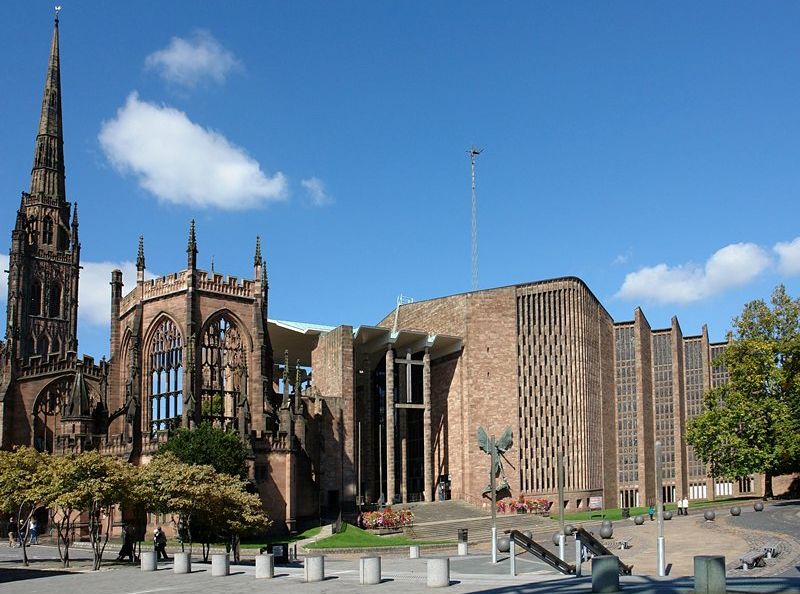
[[621, 508, 630, 519], [457, 528, 468, 543], [261, 542, 289, 564]]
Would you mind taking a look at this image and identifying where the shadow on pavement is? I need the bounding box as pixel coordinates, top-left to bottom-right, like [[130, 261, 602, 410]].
[[0, 567, 75, 583], [464, 576, 800, 594]]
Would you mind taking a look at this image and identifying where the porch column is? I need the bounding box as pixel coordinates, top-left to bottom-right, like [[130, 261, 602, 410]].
[[385, 347, 395, 504], [423, 348, 433, 502]]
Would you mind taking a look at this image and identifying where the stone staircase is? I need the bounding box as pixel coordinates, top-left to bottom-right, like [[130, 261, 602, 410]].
[[400, 500, 555, 542]]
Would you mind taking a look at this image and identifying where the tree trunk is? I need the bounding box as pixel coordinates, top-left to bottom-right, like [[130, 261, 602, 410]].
[[764, 471, 774, 499]]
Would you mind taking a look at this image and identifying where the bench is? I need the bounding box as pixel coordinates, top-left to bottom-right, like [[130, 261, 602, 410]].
[[739, 549, 766, 570], [615, 539, 631, 550]]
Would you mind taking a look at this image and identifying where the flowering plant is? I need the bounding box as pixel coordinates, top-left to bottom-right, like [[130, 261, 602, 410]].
[[497, 497, 551, 515], [359, 507, 414, 529]]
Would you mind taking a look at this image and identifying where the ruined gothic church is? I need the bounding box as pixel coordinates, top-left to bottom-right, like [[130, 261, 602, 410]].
[[0, 17, 324, 533]]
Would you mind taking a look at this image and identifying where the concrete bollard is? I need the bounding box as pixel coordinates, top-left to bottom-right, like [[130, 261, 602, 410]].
[[591, 555, 620, 593], [255, 553, 274, 579], [410, 545, 421, 559], [427, 558, 450, 588], [360, 556, 381, 585], [694, 555, 726, 594], [173, 551, 191, 574], [140, 551, 157, 571], [305, 554, 325, 582], [211, 553, 230, 577], [457, 542, 468, 556]]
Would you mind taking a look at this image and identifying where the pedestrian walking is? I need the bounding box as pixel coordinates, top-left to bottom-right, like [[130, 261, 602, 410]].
[[117, 524, 135, 561], [648, 504, 655, 521], [153, 526, 169, 561], [682, 497, 689, 516]]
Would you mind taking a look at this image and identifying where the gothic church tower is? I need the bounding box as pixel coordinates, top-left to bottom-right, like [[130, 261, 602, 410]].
[[5, 14, 80, 362]]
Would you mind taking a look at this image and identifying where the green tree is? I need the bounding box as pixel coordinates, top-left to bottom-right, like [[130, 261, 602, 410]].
[[45, 451, 132, 569], [156, 421, 248, 478], [0, 447, 53, 567], [134, 452, 268, 560], [687, 285, 800, 497]]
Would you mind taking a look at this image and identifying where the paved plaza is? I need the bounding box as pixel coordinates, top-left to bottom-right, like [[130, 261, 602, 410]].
[[1, 503, 799, 593]]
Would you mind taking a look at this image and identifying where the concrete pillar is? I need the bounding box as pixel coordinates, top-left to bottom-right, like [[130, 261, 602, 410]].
[[140, 551, 157, 571], [694, 555, 726, 594], [591, 555, 620, 593], [427, 558, 450, 588], [255, 553, 274, 579], [211, 553, 230, 577], [458, 542, 468, 556], [173, 551, 191, 574], [305, 554, 325, 582], [423, 349, 433, 502], [359, 556, 381, 585], [400, 408, 408, 503], [385, 348, 395, 504], [410, 545, 421, 558]]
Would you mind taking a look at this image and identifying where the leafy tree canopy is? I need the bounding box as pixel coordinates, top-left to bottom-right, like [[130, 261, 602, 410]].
[[155, 421, 248, 478], [687, 285, 800, 496]]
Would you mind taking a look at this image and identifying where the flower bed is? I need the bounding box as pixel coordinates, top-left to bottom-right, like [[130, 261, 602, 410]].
[[496, 497, 551, 515], [358, 507, 414, 530]]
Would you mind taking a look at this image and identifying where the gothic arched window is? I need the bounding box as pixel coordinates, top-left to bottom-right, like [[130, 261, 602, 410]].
[[38, 336, 50, 356], [30, 280, 42, 316], [147, 318, 183, 434], [201, 314, 246, 429], [49, 283, 61, 318], [42, 216, 54, 245], [32, 379, 68, 452]]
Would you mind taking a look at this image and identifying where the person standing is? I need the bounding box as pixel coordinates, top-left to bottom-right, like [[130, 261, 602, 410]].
[[28, 518, 38, 545], [682, 497, 689, 516], [648, 504, 655, 521]]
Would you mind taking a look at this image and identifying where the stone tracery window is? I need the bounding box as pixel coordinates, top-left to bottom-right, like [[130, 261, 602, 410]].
[[147, 318, 183, 434], [32, 378, 75, 452], [42, 216, 54, 245], [201, 314, 246, 428]]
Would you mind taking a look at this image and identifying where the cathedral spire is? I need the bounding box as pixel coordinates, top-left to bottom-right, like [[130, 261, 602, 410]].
[[187, 219, 197, 269], [30, 15, 66, 200]]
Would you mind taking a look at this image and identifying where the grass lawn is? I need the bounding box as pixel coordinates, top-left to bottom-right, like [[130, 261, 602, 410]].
[[305, 523, 449, 549], [555, 496, 762, 522], [240, 525, 323, 548]]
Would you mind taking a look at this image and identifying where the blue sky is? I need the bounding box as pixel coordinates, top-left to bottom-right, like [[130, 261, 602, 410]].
[[2, 2, 799, 359]]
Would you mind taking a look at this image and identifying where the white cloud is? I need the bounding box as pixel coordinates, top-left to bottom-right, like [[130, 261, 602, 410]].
[[612, 254, 629, 265], [301, 177, 333, 207], [774, 237, 800, 276], [79, 261, 156, 327], [99, 93, 287, 209], [0, 254, 8, 303], [616, 243, 771, 304], [145, 30, 241, 88]]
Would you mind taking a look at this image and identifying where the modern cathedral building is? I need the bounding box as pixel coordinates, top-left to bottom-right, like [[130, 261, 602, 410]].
[[0, 18, 761, 535]]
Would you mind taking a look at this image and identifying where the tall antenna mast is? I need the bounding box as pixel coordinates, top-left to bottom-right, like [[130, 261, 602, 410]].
[[468, 145, 482, 291]]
